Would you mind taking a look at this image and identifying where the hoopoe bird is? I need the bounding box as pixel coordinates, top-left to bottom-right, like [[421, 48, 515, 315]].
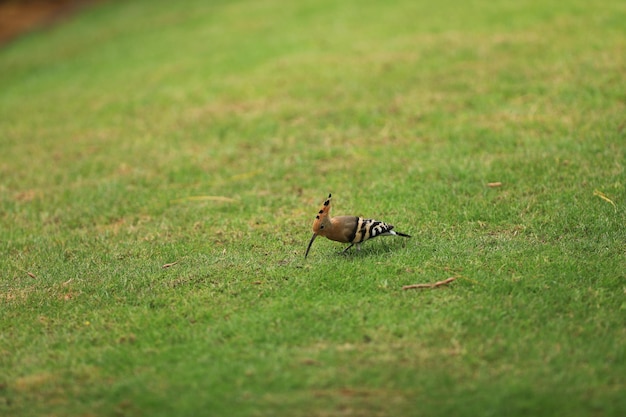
[[305, 193, 411, 258]]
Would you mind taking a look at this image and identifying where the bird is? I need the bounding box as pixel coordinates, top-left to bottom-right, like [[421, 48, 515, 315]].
[[304, 193, 411, 258]]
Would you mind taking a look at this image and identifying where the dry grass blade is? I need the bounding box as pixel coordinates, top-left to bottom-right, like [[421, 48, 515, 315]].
[[402, 277, 456, 290], [162, 261, 179, 269], [229, 169, 263, 181], [593, 190, 617, 211]]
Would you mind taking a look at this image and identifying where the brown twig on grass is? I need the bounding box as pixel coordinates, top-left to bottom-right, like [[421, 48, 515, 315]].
[[402, 276, 456, 290], [162, 261, 179, 269]]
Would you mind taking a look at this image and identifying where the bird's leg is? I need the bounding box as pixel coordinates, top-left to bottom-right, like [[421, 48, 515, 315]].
[[341, 243, 354, 254]]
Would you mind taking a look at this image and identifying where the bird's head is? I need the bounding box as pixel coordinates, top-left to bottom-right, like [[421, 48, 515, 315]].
[[305, 193, 332, 258]]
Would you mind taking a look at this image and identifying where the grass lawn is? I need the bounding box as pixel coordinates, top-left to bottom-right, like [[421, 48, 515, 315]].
[[1, 0, 625, 416]]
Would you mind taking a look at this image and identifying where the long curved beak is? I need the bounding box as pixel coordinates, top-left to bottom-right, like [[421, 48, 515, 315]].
[[304, 233, 318, 258]]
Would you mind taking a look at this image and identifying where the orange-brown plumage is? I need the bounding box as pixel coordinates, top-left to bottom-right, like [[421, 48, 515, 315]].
[[305, 194, 411, 258]]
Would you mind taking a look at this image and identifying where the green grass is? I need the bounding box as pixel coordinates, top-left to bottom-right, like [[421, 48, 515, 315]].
[[1, 0, 625, 415]]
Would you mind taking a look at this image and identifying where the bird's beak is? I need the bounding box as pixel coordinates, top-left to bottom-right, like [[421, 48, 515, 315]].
[[305, 233, 317, 258]]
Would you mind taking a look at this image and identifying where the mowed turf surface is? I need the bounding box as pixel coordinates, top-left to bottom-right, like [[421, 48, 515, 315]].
[[1, 0, 625, 416]]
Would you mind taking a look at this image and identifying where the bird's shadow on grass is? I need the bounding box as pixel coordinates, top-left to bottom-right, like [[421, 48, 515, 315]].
[[333, 240, 411, 258]]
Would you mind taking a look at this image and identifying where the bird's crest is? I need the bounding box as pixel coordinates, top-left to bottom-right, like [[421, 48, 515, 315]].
[[312, 193, 332, 233]]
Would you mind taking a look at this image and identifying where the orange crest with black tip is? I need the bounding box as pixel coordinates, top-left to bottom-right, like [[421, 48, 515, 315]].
[[312, 193, 332, 234]]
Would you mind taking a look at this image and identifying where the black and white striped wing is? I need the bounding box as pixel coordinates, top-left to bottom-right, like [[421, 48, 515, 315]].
[[353, 218, 395, 243]]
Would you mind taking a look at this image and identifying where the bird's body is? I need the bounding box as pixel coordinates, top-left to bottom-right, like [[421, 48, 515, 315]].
[[305, 194, 411, 258]]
